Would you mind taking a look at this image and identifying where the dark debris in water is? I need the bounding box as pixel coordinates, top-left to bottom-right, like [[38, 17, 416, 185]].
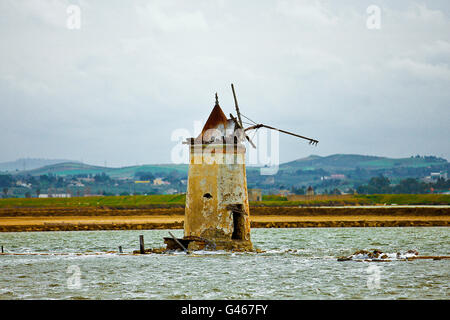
[[131, 247, 267, 255], [337, 249, 449, 262]]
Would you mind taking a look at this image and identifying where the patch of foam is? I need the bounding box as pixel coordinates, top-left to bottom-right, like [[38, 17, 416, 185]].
[[349, 250, 419, 261]]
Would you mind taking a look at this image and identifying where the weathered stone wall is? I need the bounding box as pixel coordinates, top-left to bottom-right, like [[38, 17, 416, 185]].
[[184, 144, 251, 243]]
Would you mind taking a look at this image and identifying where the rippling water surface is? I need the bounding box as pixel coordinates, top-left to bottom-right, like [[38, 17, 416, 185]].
[[0, 227, 448, 299]]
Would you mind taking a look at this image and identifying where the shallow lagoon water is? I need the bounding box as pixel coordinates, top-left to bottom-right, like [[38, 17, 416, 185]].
[[0, 227, 448, 299]]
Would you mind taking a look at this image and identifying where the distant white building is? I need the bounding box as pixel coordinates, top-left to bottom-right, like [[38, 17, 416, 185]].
[[321, 174, 345, 180], [430, 172, 447, 180], [153, 178, 170, 186], [16, 181, 32, 188], [39, 193, 71, 198], [52, 193, 71, 198], [69, 182, 85, 187], [423, 171, 448, 183]]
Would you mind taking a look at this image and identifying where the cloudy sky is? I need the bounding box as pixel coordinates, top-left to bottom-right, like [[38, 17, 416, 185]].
[[1, 0, 449, 167]]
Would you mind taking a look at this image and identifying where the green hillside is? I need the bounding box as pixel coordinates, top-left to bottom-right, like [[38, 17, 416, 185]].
[[5, 154, 447, 197], [19, 162, 189, 179], [281, 154, 447, 172], [248, 154, 449, 194], [0, 158, 77, 172], [16, 154, 447, 178]]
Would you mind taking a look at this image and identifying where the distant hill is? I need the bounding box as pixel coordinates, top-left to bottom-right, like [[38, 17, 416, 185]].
[[0, 158, 79, 172], [17, 162, 189, 179], [280, 154, 448, 172], [6, 154, 448, 181], [3, 154, 448, 197], [21, 162, 106, 176]]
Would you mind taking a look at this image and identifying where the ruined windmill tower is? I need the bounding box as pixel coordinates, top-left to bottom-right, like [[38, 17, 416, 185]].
[[183, 93, 252, 251], [164, 84, 318, 252]]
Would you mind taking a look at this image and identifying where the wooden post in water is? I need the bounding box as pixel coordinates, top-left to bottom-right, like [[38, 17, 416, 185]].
[[168, 231, 190, 254], [1, 246, 3, 253], [139, 235, 145, 254], [118, 246, 123, 253]]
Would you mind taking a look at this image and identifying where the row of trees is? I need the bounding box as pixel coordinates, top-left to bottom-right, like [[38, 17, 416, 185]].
[[0, 175, 14, 188], [0, 173, 114, 188], [356, 176, 450, 194], [0, 170, 188, 198], [287, 175, 449, 195]]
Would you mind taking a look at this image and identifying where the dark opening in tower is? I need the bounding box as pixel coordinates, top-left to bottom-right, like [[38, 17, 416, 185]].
[[231, 204, 245, 240]]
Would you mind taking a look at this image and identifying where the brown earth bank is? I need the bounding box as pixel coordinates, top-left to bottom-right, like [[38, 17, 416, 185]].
[[0, 212, 448, 232], [0, 206, 449, 217], [0, 207, 186, 217]]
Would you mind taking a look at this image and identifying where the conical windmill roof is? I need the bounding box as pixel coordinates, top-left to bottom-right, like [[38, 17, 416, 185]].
[[196, 95, 229, 142], [200, 105, 228, 134]]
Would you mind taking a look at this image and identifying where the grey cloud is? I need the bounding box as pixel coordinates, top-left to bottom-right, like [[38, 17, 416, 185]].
[[0, 0, 449, 167]]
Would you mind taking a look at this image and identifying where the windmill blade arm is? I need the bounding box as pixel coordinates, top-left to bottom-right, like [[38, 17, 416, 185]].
[[231, 83, 244, 128], [229, 113, 256, 148], [245, 134, 257, 148], [245, 124, 319, 145]]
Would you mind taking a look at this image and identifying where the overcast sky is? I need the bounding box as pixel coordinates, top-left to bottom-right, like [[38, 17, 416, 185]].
[[1, 0, 449, 167]]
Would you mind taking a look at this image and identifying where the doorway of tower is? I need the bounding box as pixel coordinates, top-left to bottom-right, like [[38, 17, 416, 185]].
[[231, 204, 245, 240]]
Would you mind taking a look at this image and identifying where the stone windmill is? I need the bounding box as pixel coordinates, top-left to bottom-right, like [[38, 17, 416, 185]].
[[164, 84, 318, 252]]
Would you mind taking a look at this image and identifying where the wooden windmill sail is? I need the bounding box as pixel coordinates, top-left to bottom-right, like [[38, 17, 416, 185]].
[[229, 83, 319, 147], [184, 83, 319, 147]]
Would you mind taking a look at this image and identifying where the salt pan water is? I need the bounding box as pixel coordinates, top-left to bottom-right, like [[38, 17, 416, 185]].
[[0, 227, 448, 299]]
